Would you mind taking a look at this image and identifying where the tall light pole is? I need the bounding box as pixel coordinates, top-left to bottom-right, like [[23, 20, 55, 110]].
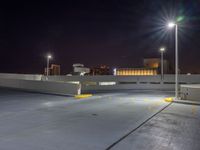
[[168, 22, 178, 99], [46, 55, 52, 76], [160, 47, 165, 80]]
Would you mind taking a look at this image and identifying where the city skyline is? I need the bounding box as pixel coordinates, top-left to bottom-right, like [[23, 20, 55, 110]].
[[0, 0, 200, 74]]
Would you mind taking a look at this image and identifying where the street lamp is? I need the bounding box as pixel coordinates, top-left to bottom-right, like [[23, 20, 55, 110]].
[[159, 47, 165, 80], [46, 54, 52, 76], [168, 22, 178, 99]]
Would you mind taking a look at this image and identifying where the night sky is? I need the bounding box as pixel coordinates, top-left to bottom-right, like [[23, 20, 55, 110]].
[[0, 0, 200, 74]]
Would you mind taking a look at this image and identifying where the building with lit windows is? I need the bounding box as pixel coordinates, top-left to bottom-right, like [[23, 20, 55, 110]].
[[114, 58, 169, 76], [115, 68, 157, 76]]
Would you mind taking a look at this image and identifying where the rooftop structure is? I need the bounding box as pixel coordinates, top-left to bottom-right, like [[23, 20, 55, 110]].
[[44, 64, 60, 75], [73, 64, 90, 76], [144, 58, 169, 74], [90, 65, 110, 75]]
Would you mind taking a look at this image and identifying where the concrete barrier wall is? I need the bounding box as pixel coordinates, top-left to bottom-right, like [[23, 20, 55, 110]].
[[180, 85, 200, 101], [2, 73, 200, 95], [0, 73, 42, 81], [2, 74, 200, 84], [0, 78, 79, 96], [45, 75, 200, 83], [82, 84, 174, 93], [45, 75, 200, 93]]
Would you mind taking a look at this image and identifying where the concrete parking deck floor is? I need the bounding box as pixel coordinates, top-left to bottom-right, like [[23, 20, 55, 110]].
[[0, 88, 199, 150], [111, 103, 200, 150]]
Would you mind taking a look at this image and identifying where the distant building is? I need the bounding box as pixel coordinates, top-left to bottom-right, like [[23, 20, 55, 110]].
[[115, 68, 157, 76], [143, 58, 169, 74], [44, 64, 60, 75], [114, 58, 170, 76], [73, 64, 90, 76], [90, 65, 110, 75]]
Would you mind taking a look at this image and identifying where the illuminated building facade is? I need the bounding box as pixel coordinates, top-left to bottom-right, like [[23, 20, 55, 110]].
[[115, 68, 157, 76], [115, 58, 169, 76]]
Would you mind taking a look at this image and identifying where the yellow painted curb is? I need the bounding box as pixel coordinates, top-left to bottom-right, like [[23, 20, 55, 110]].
[[164, 97, 174, 102], [75, 94, 93, 99]]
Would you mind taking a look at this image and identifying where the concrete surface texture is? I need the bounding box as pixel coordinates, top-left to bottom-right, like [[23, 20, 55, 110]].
[[111, 103, 200, 150], [0, 88, 199, 150]]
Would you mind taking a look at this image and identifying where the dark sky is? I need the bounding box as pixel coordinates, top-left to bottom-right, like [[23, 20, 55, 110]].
[[0, 0, 200, 74]]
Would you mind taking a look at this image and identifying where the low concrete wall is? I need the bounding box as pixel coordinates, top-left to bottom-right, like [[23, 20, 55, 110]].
[[180, 84, 200, 101], [0, 73, 42, 80], [43, 74, 200, 84], [0, 78, 80, 96], [45, 75, 200, 93], [2, 73, 200, 96], [82, 84, 174, 93]]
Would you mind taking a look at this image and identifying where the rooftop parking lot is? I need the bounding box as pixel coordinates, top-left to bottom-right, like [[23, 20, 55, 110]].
[[0, 88, 199, 150]]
